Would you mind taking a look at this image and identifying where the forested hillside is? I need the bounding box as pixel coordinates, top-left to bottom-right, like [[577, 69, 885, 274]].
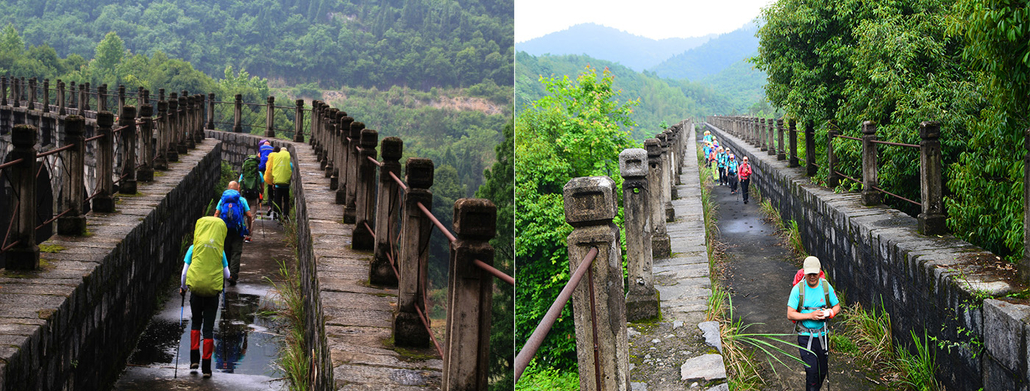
[[516, 52, 755, 141], [0, 0, 513, 90], [649, 23, 759, 81], [515, 23, 712, 71]]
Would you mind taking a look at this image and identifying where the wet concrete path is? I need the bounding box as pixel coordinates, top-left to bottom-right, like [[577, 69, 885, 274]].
[[112, 213, 295, 390], [709, 139, 880, 390]]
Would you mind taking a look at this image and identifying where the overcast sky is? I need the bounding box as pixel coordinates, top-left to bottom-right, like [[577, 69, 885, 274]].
[[515, 0, 776, 43]]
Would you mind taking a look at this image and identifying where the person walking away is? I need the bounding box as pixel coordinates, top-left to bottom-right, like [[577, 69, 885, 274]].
[[179, 216, 231, 379], [787, 256, 841, 391], [257, 140, 274, 213], [264, 147, 279, 218], [738, 155, 753, 204], [727, 153, 739, 194], [239, 155, 263, 222], [271, 146, 293, 222], [716, 147, 728, 186], [214, 181, 252, 284]]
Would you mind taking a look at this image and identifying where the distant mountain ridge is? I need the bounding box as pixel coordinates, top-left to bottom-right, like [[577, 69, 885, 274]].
[[649, 22, 760, 81], [516, 23, 714, 71]]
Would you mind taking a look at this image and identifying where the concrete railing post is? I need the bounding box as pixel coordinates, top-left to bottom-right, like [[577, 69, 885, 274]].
[[768, 118, 777, 156], [82, 82, 90, 112], [353, 128, 378, 250], [827, 128, 840, 187], [58, 116, 86, 235], [310, 100, 320, 147], [94, 111, 116, 212], [182, 94, 194, 148], [806, 121, 816, 176], [57, 80, 65, 116], [40, 79, 54, 145], [97, 84, 107, 112], [919, 121, 945, 235], [789, 119, 799, 167], [646, 139, 670, 257], [118, 85, 126, 118], [68, 81, 75, 112], [563, 176, 629, 391], [193, 95, 204, 143], [167, 96, 181, 162], [665, 128, 680, 186], [136, 86, 144, 115], [265, 96, 275, 138], [777, 119, 786, 160], [443, 198, 496, 391], [394, 157, 434, 347], [316, 102, 326, 163], [1, 76, 6, 106], [293, 99, 304, 142], [620, 149, 658, 321], [344, 120, 362, 223], [335, 116, 354, 204], [760, 118, 768, 151], [7, 124, 39, 270], [207, 93, 215, 130], [118, 106, 138, 194], [656, 133, 673, 221], [860, 121, 880, 205], [42, 79, 49, 113], [138, 104, 154, 182], [325, 108, 338, 179], [155, 100, 169, 169], [370, 137, 403, 286], [76, 83, 84, 116], [27, 77, 36, 111], [233, 94, 242, 133]]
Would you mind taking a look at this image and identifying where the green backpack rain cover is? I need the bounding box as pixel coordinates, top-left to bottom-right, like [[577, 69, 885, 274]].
[[187, 216, 227, 296], [241, 155, 261, 199]]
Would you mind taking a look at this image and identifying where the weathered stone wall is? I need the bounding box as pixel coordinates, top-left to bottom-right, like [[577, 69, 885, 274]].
[[0, 141, 221, 390], [706, 122, 1028, 390], [204, 130, 290, 169]]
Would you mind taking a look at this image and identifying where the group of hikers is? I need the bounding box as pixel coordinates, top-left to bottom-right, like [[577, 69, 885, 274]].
[[702, 130, 753, 204], [176, 139, 293, 378], [702, 127, 840, 391]]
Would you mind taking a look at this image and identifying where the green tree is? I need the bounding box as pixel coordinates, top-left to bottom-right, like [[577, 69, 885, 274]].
[[515, 66, 637, 374], [476, 118, 514, 390], [94, 31, 125, 75]]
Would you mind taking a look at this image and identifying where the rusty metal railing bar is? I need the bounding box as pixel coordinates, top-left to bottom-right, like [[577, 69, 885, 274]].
[[835, 135, 861, 141], [871, 139, 919, 148], [414, 305, 444, 357], [363, 221, 375, 240], [84, 134, 105, 142], [36, 143, 74, 158], [417, 202, 456, 243], [1, 198, 19, 252], [389, 171, 408, 192], [1, 239, 21, 252], [0, 158, 25, 171], [473, 259, 514, 286], [367, 156, 383, 167], [37, 208, 72, 230], [871, 185, 921, 207], [834, 170, 861, 185], [514, 246, 599, 381]]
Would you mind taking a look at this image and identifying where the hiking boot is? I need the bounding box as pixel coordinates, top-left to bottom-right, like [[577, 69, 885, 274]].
[[202, 338, 214, 378], [189, 330, 200, 370], [229, 277, 237, 286]]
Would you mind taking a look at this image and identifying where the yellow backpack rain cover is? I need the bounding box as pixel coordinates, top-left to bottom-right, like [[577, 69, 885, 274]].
[[272, 149, 292, 185], [187, 216, 227, 296]]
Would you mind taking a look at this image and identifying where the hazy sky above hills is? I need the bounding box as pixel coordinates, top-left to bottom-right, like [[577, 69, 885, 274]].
[[515, 0, 775, 43]]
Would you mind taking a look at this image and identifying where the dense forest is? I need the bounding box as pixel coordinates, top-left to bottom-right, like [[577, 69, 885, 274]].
[[752, 0, 1029, 263], [515, 23, 712, 72], [649, 23, 759, 81], [515, 51, 767, 141], [0, 0, 513, 90]]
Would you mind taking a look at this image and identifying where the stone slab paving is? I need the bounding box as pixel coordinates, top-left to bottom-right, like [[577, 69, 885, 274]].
[[632, 125, 727, 390], [291, 142, 442, 390]]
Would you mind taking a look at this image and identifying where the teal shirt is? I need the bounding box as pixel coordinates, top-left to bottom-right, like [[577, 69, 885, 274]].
[[787, 279, 839, 335]]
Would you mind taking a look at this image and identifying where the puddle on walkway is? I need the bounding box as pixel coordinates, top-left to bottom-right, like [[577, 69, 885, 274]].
[[112, 217, 292, 391]]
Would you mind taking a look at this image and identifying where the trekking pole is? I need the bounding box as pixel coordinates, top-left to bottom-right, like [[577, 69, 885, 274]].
[[175, 292, 185, 379]]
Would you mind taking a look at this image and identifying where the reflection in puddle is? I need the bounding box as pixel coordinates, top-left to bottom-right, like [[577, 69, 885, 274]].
[[124, 287, 283, 378]]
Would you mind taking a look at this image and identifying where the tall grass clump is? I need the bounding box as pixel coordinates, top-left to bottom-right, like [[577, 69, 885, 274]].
[[893, 330, 942, 391], [269, 258, 310, 391]]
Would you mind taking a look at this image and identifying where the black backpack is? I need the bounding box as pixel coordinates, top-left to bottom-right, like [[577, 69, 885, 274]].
[[240, 155, 261, 199]]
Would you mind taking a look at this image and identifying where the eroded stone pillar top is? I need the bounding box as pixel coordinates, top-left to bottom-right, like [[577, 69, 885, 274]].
[[619, 148, 647, 178], [563, 176, 616, 227]]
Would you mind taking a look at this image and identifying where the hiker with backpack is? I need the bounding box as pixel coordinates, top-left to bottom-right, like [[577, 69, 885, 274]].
[[787, 256, 841, 391], [179, 216, 231, 378], [239, 154, 264, 221], [738, 155, 753, 204], [214, 181, 253, 285], [727, 153, 739, 195], [257, 140, 274, 215], [264, 146, 294, 222]]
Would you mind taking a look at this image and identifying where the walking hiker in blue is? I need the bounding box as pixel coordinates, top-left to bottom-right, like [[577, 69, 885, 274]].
[[179, 216, 231, 379], [716, 147, 728, 186], [727, 153, 739, 194], [214, 182, 253, 285], [787, 256, 841, 391]]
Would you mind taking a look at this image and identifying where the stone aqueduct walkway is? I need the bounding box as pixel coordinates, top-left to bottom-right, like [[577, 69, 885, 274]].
[[292, 140, 442, 390]]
